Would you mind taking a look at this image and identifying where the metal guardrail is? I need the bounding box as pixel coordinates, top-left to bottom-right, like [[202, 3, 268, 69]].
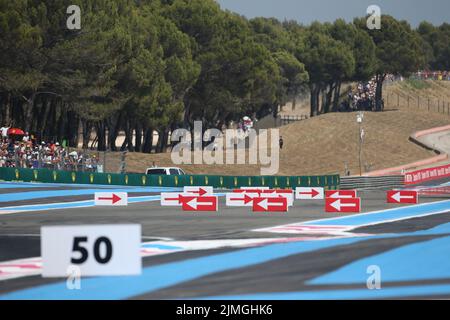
[[277, 115, 309, 127], [340, 175, 404, 190]]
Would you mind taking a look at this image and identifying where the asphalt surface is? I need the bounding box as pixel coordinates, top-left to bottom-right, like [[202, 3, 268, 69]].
[[0, 182, 449, 300], [418, 129, 450, 155]]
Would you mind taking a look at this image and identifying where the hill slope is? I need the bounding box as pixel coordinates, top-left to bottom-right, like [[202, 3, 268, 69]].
[[101, 80, 449, 176], [104, 107, 449, 176]]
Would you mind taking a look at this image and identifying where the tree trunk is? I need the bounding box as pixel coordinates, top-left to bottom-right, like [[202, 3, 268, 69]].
[[66, 110, 79, 147], [4, 93, 11, 125], [155, 130, 162, 153], [183, 101, 191, 129], [121, 120, 134, 151], [47, 100, 57, 141], [309, 84, 320, 117], [96, 121, 106, 151], [323, 83, 335, 114], [23, 92, 36, 133], [332, 82, 341, 112], [82, 119, 91, 149], [57, 103, 67, 144], [161, 127, 170, 153], [135, 123, 142, 152], [291, 91, 297, 111], [375, 74, 385, 111], [107, 112, 122, 151], [142, 127, 153, 154]]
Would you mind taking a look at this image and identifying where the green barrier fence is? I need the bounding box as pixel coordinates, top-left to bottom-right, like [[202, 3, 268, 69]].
[[0, 167, 340, 190]]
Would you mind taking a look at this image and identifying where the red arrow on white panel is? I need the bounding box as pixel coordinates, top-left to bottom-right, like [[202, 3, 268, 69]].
[[295, 187, 324, 200], [183, 186, 214, 196], [182, 196, 218, 211], [226, 193, 258, 206], [160, 193, 195, 206]]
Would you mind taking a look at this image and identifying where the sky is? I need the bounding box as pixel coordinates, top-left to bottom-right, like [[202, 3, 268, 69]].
[[216, 0, 450, 27]]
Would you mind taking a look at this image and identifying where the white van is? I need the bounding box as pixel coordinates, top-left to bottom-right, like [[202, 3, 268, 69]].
[[145, 167, 186, 175]]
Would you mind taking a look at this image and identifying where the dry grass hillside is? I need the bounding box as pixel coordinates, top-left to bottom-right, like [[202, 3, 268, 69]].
[[103, 80, 450, 176]]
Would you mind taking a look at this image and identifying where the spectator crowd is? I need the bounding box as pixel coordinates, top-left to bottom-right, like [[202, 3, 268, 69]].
[[349, 79, 377, 111], [414, 71, 450, 81], [0, 125, 99, 171], [340, 77, 384, 112]]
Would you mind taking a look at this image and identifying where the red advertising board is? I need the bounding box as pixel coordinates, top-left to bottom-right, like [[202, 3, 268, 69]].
[[404, 163, 450, 185]]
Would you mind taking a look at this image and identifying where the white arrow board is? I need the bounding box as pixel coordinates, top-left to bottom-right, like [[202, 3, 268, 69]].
[[94, 192, 128, 206], [295, 187, 324, 200], [41, 225, 141, 277], [225, 192, 259, 207], [183, 186, 214, 195], [160, 192, 190, 206], [262, 192, 294, 206]]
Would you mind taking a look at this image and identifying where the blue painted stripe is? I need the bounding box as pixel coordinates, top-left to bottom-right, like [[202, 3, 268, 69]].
[[0, 188, 182, 202], [0, 183, 54, 189], [195, 283, 450, 300], [3, 221, 450, 300], [309, 235, 450, 286], [141, 244, 183, 250], [0, 196, 161, 212], [0, 193, 225, 213], [0, 237, 369, 300], [304, 200, 450, 226], [0, 182, 156, 189]]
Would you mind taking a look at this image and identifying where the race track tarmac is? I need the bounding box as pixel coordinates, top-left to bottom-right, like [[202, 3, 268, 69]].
[[0, 181, 449, 300]]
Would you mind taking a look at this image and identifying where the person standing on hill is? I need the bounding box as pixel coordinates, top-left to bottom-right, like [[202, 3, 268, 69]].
[[279, 136, 284, 150], [0, 124, 10, 140]]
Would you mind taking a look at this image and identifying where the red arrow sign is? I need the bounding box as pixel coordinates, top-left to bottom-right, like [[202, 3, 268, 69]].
[[252, 197, 288, 212], [98, 194, 121, 204], [325, 190, 357, 199], [325, 197, 361, 213], [182, 196, 218, 211], [387, 190, 418, 204]]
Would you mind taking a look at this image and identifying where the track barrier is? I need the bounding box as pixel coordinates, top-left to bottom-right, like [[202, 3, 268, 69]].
[[0, 167, 340, 190], [340, 175, 404, 190]]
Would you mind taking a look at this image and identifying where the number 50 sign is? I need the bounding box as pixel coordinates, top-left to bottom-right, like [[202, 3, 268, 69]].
[[41, 225, 141, 277]]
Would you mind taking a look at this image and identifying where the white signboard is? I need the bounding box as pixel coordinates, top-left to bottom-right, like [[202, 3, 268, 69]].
[[94, 192, 128, 206], [41, 225, 141, 277], [160, 192, 191, 206], [183, 186, 214, 196], [225, 192, 259, 207], [295, 187, 324, 200], [262, 192, 294, 206]]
